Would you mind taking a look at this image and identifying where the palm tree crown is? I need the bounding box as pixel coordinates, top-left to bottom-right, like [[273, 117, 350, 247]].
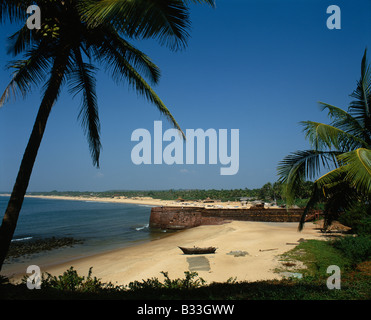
[[0, 0, 203, 166], [278, 49, 371, 231]]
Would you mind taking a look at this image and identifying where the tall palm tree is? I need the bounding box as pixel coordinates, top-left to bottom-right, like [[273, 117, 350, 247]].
[[0, 0, 214, 271], [278, 49, 371, 231]]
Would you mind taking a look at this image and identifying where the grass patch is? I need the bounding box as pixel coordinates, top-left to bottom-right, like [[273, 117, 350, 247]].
[[278, 239, 353, 276], [276, 238, 371, 299]]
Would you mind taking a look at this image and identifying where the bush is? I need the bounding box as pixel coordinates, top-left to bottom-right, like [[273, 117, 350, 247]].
[[339, 202, 371, 235], [31, 266, 117, 293], [332, 235, 371, 264], [24, 268, 206, 296], [127, 271, 206, 291], [355, 217, 371, 236]]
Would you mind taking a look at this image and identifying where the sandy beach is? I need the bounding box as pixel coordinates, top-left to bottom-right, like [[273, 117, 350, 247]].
[[6, 220, 326, 286], [23, 194, 275, 209], [3, 195, 324, 285]]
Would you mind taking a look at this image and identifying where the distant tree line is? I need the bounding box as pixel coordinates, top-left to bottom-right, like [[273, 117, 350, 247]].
[[29, 181, 315, 204]]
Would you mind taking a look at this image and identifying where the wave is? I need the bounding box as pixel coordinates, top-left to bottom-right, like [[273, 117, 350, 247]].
[[11, 236, 33, 242], [135, 224, 149, 231]]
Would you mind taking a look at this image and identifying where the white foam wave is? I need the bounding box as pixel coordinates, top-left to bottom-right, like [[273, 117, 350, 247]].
[[12, 236, 33, 242], [135, 224, 149, 231]]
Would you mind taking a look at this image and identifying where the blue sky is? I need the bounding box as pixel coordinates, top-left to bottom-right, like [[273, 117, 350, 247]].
[[0, 0, 371, 192]]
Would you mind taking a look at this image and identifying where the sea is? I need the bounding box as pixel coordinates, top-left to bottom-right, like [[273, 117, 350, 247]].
[[0, 195, 172, 275]]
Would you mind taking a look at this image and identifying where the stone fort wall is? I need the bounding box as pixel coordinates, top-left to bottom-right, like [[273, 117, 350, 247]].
[[149, 206, 311, 230]]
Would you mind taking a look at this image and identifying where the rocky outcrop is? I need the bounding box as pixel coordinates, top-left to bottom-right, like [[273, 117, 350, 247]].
[[149, 206, 310, 230]]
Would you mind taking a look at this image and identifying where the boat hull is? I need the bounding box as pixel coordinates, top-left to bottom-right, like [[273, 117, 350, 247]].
[[178, 246, 217, 254]]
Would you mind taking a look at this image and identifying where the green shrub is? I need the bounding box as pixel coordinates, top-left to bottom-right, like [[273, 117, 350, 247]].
[[128, 271, 206, 291], [355, 217, 371, 236], [339, 202, 371, 235], [35, 266, 113, 293], [332, 235, 371, 264]]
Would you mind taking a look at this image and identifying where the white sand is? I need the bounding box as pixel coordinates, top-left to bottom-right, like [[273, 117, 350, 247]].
[[7, 220, 325, 286]]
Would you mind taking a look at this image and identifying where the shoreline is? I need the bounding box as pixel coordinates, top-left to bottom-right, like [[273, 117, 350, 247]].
[[2, 228, 182, 281], [20, 194, 278, 209], [4, 220, 327, 286]]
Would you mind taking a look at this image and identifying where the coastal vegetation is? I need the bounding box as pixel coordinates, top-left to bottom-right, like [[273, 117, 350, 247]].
[[26, 180, 315, 206], [1, 235, 370, 300]]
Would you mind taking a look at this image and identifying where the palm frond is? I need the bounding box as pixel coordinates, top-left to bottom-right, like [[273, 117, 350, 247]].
[[338, 148, 371, 195], [0, 0, 31, 24], [69, 48, 102, 168], [349, 49, 371, 140], [300, 120, 367, 151], [314, 148, 371, 196], [7, 24, 34, 57], [79, 0, 191, 51], [322, 180, 361, 227], [0, 46, 51, 107], [92, 37, 185, 138], [299, 175, 361, 231], [277, 149, 340, 205], [314, 166, 345, 197], [119, 57, 185, 139], [112, 37, 161, 85], [318, 102, 367, 142], [183, 0, 215, 6], [87, 25, 161, 84]]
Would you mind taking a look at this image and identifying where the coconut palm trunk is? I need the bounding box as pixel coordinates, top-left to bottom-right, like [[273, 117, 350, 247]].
[[0, 53, 69, 270]]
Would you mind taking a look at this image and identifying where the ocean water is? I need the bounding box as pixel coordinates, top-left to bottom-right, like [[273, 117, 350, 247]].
[[0, 195, 170, 274]]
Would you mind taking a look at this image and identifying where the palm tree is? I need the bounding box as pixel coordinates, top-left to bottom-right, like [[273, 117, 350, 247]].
[[0, 0, 214, 271], [278, 49, 371, 231]]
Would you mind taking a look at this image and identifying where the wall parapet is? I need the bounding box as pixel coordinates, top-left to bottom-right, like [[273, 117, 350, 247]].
[[149, 206, 312, 230]]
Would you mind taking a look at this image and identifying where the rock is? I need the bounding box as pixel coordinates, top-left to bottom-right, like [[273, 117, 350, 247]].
[[280, 272, 303, 279], [6, 237, 84, 260], [226, 250, 249, 257]]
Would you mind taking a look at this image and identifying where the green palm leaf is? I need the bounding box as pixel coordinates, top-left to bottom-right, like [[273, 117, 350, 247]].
[[0, 46, 52, 107], [7, 24, 33, 56], [118, 57, 185, 138], [69, 48, 102, 168], [91, 31, 185, 138], [79, 0, 191, 50], [315, 148, 371, 195], [339, 148, 371, 195], [277, 149, 340, 205], [300, 121, 367, 151], [87, 25, 161, 85], [0, 0, 31, 23], [349, 49, 371, 142], [318, 102, 367, 142]]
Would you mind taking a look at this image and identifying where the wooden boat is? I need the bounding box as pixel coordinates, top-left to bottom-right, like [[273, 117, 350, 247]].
[[178, 246, 217, 254]]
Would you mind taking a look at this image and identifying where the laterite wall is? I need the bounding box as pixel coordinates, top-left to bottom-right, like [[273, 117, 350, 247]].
[[149, 206, 306, 230]]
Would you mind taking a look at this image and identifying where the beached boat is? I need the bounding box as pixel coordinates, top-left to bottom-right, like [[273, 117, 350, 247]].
[[178, 246, 217, 254]]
